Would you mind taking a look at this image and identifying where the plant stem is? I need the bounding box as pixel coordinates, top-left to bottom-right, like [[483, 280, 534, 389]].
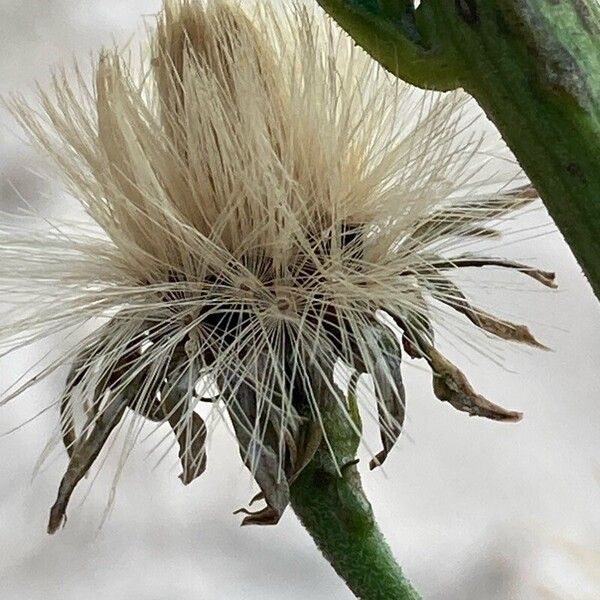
[[316, 0, 600, 299], [290, 453, 419, 599], [290, 384, 419, 599]]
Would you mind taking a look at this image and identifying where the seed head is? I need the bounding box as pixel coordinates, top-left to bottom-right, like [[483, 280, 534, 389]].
[[2, 0, 555, 531]]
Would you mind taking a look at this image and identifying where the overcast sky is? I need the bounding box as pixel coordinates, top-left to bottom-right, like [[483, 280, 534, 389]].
[[1, 2, 599, 599]]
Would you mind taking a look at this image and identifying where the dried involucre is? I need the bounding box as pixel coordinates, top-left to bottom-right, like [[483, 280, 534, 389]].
[[2, 0, 554, 532]]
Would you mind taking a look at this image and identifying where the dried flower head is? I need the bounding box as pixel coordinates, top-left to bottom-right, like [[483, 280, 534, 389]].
[[3, 0, 555, 532]]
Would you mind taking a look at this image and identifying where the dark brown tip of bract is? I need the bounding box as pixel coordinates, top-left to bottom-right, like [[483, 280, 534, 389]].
[[234, 505, 283, 526], [369, 451, 388, 471], [47, 505, 66, 535]]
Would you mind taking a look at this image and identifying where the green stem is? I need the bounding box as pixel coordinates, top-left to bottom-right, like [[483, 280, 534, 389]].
[[316, 0, 600, 299], [290, 384, 419, 599], [290, 452, 419, 599]]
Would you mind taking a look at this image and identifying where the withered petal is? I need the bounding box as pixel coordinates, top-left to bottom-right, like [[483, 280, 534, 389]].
[[248, 491, 265, 506], [410, 187, 536, 244], [362, 328, 406, 470], [424, 344, 522, 422], [228, 381, 290, 526], [388, 292, 435, 360], [289, 420, 322, 482], [176, 412, 207, 485], [118, 342, 208, 485], [48, 394, 128, 534], [59, 388, 77, 460], [60, 335, 111, 458], [428, 255, 557, 289], [234, 505, 283, 526], [60, 315, 152, 458], [429, 275, 548, 349], [155, 379, 208, 486]]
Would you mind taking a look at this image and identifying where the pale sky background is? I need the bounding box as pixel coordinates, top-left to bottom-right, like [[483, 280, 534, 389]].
[[1, 2, 599, 599]]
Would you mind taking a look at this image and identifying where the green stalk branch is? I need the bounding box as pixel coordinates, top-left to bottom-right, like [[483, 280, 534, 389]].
[[316, 0, 600, 298], [290, 385, 419, 599], [314, 0, 458, 89]]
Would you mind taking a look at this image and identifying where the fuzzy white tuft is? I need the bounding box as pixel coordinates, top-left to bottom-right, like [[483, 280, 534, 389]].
[[1, 0, 554, 530]]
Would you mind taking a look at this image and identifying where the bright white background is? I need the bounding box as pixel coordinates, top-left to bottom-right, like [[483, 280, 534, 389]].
[[1, 2, 599, 598]]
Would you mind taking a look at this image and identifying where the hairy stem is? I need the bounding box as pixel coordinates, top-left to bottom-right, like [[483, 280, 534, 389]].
[[290, 385, 419, 599], [290, 453, 418, 599], [316, 0, 600, 298]]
